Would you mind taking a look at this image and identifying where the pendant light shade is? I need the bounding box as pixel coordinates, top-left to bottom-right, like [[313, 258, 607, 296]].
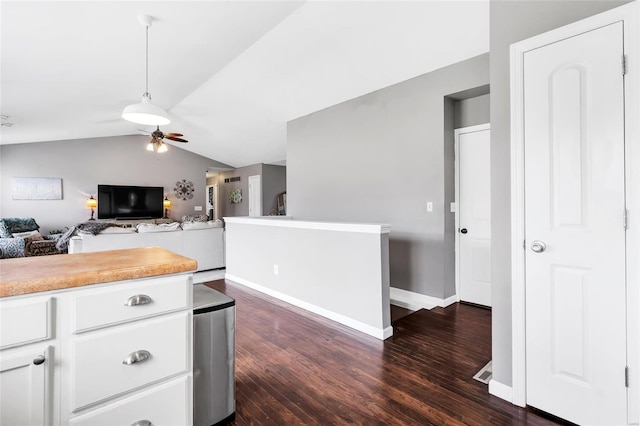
[[122, 93, 170, 125], [122, 14, 170, 126]]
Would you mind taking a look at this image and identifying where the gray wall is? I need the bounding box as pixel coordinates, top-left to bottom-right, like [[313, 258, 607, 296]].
[[0, 136, 229, 233], [219, 163, 286, 218], [219, 164, 262, 217], [287, 53, 489, 300], [455, 94, 490, 129], [262, 164, 287, 215], [489, 0, 631, 387]]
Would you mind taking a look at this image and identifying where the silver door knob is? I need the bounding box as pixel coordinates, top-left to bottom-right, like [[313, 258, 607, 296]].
[[531, 240, 546, 253], [131, 421, 152, 426]]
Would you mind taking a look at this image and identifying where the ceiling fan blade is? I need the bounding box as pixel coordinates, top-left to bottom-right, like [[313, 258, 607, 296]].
[[164, 132, 183, 137], [166, 136, 188, 143]]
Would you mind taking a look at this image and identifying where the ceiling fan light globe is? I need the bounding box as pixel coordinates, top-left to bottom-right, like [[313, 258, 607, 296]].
[[122, 95, 170, 126], [146, 142, 155, 151], [157, 143, 168, 153]]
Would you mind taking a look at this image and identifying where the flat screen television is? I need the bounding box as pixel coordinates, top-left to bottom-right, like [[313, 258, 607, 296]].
[[97, 184, 164, 220]]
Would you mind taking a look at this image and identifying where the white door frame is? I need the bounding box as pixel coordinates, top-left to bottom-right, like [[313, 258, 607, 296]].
[[454, 123, 490, 303], [509, 2, 639, 420]]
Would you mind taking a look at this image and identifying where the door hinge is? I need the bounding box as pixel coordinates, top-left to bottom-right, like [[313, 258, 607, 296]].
[[622, 54, 627, 75], [625, 366, 629, 388], [624, 209, 629, 230]]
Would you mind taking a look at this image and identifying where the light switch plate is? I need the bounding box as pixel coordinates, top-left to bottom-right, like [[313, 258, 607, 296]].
[[427, 202, 433, 212], [194, 206, 203, 211], [450, 202, 456, 213]]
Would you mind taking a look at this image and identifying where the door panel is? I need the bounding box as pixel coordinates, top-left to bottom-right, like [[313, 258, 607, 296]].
[[248, 175, 262, 217], [524, 22, 626, 425], [457, 125, 491, 307]]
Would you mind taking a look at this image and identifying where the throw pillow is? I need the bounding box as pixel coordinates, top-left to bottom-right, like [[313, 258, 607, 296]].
[[181, 214, 209, 223], [181, 220, 223, 230], [0, 238, 26, 258], [0, 218, 40, 237], [99, 227, 137, 234], [12, 230, 44, 240], [136, 222, 182, 233]]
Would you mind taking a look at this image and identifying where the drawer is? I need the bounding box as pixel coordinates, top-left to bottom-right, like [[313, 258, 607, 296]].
[[69, 375, 190, 426], [71, 275, 190, 333], [0, 297, 52, 349], [69, 311, 190, 411]]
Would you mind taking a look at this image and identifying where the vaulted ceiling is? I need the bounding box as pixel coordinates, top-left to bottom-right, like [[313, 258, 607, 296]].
[[0, 1, 489, 168]]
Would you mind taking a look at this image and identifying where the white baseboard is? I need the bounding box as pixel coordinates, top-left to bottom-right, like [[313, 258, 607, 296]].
[[225, 274, 393, 340], [390, 287, 458, 311], [488, 379, 513, 403]]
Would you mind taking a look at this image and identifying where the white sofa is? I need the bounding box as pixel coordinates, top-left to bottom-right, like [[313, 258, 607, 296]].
[[68, 226, 225, 272]]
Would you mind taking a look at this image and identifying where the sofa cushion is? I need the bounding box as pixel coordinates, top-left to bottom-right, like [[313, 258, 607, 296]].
[[136, 222, 181, 233], [0, 218, 40, 238], [0, 237, 26, 258]]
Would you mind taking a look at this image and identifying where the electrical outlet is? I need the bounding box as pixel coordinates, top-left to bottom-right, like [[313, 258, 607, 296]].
[[194, 206, 203, 211], [273, 264, 279, 275]]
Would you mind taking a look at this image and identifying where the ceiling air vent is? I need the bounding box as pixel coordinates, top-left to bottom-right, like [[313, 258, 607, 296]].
[[224, 177, 241, 184]]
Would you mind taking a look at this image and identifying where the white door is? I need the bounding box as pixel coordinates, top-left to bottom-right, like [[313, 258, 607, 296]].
[[0, 346, 51, 425], [456, 124, 491, 307], [248, 175, 262, 217], [206, 184, 218, 220], [524, 22, 626, 424]]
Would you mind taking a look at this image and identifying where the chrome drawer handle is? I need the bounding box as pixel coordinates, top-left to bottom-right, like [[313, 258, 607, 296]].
[[125, 294, 152, 307], [122, 350, 151, 365], [131, 421, 152, 426]]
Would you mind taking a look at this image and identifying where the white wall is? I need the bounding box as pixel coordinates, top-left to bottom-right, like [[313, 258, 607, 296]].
[[224, 217, 391, 339], [0, 136, 230, 233]]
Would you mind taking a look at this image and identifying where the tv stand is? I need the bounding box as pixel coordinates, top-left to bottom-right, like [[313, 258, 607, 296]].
[[96, 218, 174, 228]]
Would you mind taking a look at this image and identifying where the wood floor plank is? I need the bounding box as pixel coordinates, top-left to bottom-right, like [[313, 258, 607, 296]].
[[204, 279, 563, 426]]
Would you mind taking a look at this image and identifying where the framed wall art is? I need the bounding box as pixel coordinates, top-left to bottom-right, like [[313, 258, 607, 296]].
[[11, 177, 62, 200]]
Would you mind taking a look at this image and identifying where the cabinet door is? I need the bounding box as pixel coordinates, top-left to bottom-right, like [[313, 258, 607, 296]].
[[0, 346, 51, 426]]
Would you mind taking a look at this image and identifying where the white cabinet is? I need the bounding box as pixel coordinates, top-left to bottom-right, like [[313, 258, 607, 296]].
[[0, 294, 55, 425], [0, 273, 192, 426], [69, 312, 189, 411], [63, 275, 192, 425], [0, 345, 52, 426], [68, 376, 190, 426], [70, 275, 189, 333]]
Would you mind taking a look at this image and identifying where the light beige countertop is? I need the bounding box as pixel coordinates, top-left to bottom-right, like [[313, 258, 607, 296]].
[[0, 247, 197, 298]]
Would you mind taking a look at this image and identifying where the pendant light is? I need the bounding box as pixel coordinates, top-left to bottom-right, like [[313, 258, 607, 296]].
[[122, 14, 170, 126]]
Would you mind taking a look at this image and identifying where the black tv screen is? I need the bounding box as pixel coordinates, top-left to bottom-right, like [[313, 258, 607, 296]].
[[97, 185, 164, 220]]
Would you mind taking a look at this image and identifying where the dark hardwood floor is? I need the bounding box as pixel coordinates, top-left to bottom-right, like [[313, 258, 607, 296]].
[[204, 279, 563, 425]]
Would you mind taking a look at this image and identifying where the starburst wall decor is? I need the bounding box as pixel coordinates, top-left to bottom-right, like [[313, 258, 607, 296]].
[[174, 179, 194, 200]]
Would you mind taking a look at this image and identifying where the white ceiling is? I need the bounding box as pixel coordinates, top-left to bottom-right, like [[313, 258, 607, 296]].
[[0, 0, 489, 168]]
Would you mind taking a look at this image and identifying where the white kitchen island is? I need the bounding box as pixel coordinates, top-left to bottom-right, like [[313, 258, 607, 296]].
[[0, 247, 196, 426], [224, 217, 392, 340]]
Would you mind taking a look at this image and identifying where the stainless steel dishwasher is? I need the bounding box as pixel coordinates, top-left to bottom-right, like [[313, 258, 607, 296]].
[[193, 284, 236, 426]]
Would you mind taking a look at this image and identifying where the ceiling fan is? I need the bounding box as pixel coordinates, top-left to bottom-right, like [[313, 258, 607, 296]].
[[141, 126, 188, 153]]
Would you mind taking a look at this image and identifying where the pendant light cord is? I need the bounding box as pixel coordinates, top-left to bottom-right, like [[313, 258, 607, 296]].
[[145, 24, 149, 96]]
